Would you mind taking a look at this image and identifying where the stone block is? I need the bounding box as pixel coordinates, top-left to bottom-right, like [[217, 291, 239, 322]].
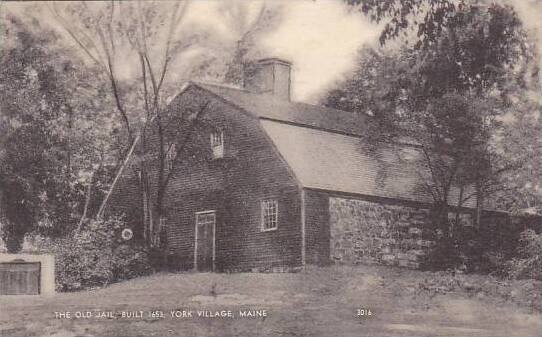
[[407, 249, 425, 257], [397, 259, 410, 267], [397, 253, 410, 260], [407, 261, 420, 269], [358, 257, 376, 265], [397, 259, 420, 269], [417, 240, 434, 247], [382, 238, 396, 245], [406, 253, 419, 262], [381, 254, 396, 262], [401, 239, 418, 248], [408, 227, 422, 235]]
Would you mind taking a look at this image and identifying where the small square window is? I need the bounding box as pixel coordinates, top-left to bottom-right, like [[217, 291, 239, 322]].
[[210, 131, 224, 159], [261, 199, 278, 231]]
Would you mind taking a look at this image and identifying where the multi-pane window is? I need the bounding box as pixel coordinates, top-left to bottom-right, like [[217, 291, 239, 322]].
[[210, 131, 224, 159], [165, 143, 177, 170], [261, 199, 278, 231]]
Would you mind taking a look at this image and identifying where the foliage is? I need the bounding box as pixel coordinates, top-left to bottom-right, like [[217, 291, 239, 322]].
[[506, 229, 542, 281], [491, 102, 542, 211], [325, 3, 535, 226], [54, 216, 152, 291], [348, 0, 523, 52], [347, 0, 460, 46], [0, 2, 283, 252], [49, 1, 229, 246], [416, 268, 542, 311], [343, 1, 542, 214], [0, 15, 119, 252]]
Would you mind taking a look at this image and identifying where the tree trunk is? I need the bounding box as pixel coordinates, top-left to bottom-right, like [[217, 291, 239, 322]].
[[76, 171, 95, 232], [475, 182, 483, 229], [452, 185, 465, 239]]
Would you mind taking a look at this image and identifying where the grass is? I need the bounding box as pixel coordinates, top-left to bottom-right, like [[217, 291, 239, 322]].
[[1, 265, 541, 337]]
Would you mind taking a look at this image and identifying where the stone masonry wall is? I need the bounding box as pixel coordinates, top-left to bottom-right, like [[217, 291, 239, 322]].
[[329, 197, 435, 269]]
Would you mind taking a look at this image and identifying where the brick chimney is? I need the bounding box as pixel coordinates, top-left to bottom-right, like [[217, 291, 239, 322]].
[[244, 58, 292, 100]]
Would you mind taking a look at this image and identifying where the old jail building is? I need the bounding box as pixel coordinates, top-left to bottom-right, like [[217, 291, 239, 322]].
[[105, 58, 481, 272]]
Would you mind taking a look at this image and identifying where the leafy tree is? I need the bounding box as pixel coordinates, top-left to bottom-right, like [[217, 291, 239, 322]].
[[46, 1, 205, 246], [49, 1, 281, 249], [348, 0, 489, 48], [0, 15, 117, 252], [491, 97, 542, 212], [326, 2, 537, 267]]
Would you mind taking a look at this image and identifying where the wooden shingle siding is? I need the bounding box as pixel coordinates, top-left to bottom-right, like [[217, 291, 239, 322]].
[[304, 189, 331, 266], [105, 165, 143, 226], [164, 86, 302, 271], [103, 81, 511, 273]]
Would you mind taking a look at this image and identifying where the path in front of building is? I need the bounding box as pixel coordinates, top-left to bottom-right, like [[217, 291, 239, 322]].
[[1, 265, 541, 337]]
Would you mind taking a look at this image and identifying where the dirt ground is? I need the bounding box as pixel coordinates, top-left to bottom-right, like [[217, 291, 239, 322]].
[[1, 265, 541, 337]]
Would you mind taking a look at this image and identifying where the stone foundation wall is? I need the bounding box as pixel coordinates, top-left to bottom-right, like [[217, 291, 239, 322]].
[[329, 197, 435, 269]]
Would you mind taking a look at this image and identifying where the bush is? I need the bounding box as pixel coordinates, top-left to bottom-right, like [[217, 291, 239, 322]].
[[478, 251, 508, 276], [421, 236, 464, 271], [506, 229, 542, 281], [54, 217, 152, 291]]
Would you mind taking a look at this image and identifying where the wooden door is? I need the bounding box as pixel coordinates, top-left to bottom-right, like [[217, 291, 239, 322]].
[[195, 211, 215, 272], [0, 262, 40, 295]]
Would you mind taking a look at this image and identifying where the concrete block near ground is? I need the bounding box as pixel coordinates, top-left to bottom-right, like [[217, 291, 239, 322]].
[[0, 253, 55, 296]]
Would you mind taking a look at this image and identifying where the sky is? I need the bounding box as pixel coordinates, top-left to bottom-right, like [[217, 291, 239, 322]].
[[1, 0, 380, 103], [1, 0, 541, 103], [185, 0, 380, 101], [508, 0, 542, 86], [257, 0, 379, 102]]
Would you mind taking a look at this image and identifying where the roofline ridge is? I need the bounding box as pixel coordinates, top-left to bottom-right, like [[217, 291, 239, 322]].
[[259, 117, 422, 148], [190, 80, 371, 119], [191, 80, 250, 92]]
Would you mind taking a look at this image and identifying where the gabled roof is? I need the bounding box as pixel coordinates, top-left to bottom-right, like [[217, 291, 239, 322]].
[[262, 120, 425, 203], [193, 82, 371, 136], [193, 82, 475, 207], [100, 81, 478, 215], [261, 120, 475, 207]]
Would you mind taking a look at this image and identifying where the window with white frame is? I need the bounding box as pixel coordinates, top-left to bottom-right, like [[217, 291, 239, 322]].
[[210, 130, 224, 159], [261, 199, 278, 231], [165, 143, 177, 170]]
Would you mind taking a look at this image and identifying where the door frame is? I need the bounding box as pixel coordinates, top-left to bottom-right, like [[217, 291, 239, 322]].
[[194, 210, 216, 272]]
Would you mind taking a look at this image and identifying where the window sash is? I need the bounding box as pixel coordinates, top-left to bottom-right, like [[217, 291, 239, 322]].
[[261, 199, 278, 231], [210, 131, 224, 159], [165, 143, 176, 170], [210, 131, 223, 147]]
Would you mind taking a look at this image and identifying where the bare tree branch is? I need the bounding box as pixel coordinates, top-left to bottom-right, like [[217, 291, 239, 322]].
[[47, 3, 106, 70], [163, 101, 211, 189], [157, 1, 190, 93]]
